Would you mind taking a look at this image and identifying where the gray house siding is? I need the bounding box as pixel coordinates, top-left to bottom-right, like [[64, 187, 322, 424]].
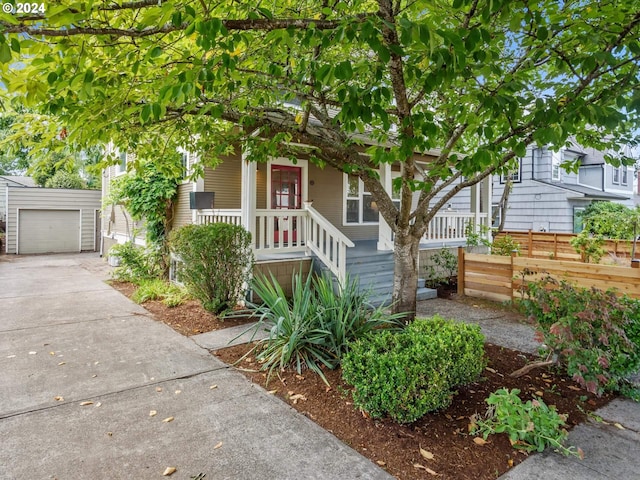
[[5, 186, 101, 254], [444, 144, 632, 234]]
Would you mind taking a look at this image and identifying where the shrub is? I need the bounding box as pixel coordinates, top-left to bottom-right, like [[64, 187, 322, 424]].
[[570, 231, 605, 263], [342, 316, 485, 424], [169, 223, 253, 314], [491, 234, 520, 256], [246, 271, 405, 384], [472, 388, 582, 458], [424, 249, 458, 288], [523, 277, 640, 396], [109, 241, 162, 283], [45, 170, 86, 189]]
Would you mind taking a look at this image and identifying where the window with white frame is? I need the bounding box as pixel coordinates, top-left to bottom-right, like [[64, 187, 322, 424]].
[[180, 151, 190, 178], [551, 150, 561, 181], [612, 165, 620, 184], [116, 150, 128, 174], [622, 167, 628, 185], [500, 158, 522, 183], [491, 203, 502, 229], [345, 174, 378, 224], [345, 171, 403, 224]]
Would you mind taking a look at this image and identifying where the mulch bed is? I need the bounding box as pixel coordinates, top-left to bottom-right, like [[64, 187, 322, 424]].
[[109, 279, 613, 479], [215, 342, 611, 480], [109, 281, 255, 336]]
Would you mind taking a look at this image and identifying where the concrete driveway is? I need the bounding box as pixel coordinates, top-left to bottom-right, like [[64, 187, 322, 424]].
[[0, 253, 390, 480]]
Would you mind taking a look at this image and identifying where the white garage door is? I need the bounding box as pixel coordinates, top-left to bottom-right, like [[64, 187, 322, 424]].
[[18, 209, 80, 254]]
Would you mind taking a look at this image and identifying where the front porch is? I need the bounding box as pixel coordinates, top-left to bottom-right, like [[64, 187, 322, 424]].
[[196, 206, 490, 286]]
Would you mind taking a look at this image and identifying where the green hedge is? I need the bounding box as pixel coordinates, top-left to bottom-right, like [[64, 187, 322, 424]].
[[342, 316, 485, 424]]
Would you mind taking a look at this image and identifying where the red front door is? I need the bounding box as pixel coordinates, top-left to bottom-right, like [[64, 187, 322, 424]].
[[271, 165, 302, 243]]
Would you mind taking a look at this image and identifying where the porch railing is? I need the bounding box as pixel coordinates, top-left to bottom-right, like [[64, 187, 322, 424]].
[[197, 209, 242, 226], [305, 205, 354, 283], [196, 205, 355, 284], [422, 212, 490, 244]]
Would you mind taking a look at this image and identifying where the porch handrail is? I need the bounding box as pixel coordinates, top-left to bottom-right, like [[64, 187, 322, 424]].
[[305, 204, 354, 284], [197, 209, 242, 225], [422, 211, 490, 243]]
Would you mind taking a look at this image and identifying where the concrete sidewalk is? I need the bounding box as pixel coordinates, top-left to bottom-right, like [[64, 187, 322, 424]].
[[0, 254, 391, 480]]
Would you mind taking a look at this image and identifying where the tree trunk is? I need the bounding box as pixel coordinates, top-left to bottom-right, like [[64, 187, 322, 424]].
[[391, 230, 421, 321], [497, 178, 512, 233]]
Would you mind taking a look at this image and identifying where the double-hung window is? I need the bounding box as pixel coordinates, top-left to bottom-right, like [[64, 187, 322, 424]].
[[551, 151, 561, 181], [345, 174, 378, 223], [612, 166, 620, 184]]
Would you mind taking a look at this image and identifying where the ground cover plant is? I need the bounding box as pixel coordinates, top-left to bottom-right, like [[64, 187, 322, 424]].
[[471, 388, 582, 458]]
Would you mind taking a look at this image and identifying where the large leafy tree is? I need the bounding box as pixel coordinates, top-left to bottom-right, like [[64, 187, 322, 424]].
[[1, 0, 639, 318]]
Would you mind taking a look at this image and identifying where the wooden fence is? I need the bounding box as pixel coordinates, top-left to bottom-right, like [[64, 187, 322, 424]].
[[457, 247, 640, 303], [495, 230, 639, 262]]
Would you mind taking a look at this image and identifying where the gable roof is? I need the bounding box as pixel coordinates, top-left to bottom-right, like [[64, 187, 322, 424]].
[[0, 175, 36, 187], [533, 179, 629, 200]]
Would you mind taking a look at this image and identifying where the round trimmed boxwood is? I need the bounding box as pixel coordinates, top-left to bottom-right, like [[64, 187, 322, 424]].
[[342, 316, 485, 424]]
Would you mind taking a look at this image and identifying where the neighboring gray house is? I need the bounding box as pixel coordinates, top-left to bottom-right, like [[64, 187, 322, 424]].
[[0, 175, 36, 226], [447, 144, 635, 233]]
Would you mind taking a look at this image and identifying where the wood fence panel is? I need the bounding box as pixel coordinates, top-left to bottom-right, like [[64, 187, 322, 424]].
[[459, 249, 514, 302], [497, 230, 638, 261]]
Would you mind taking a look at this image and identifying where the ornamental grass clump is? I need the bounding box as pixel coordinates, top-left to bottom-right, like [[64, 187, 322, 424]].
[[245, 270, 406, 385], [342, 316, 485, 424]]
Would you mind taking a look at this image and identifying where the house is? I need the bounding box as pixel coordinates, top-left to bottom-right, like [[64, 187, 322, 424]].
[[446, 143, 635, 234], [102, 143, 493, 303]]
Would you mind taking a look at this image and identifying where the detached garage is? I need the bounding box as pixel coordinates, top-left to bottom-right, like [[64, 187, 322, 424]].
[[5, 187, 101, 254]]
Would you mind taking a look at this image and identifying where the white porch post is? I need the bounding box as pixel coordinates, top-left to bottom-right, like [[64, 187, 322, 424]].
[[241, 150, 257, 238], [191, 152, 205, 224], [377, 163, 393, 250]]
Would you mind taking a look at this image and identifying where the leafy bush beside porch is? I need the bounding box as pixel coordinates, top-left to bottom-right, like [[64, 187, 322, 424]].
[[169, 223, 253, 314]]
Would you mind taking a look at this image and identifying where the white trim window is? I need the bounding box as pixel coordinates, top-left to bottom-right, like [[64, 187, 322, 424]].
[[345, 174, 378, 224], [491, 203, 502, 229], [613, 166, 628, 186], [612, 165, 620, 184], [180, 150, 191, 179], [551, 150, 561, 181], [116, 150, 128, 175], [500, 158, 522, 183]]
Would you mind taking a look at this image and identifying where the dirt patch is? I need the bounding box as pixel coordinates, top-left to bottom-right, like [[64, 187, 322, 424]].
[[215, 342, 611, 480], [109, 281, 254, 336]]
